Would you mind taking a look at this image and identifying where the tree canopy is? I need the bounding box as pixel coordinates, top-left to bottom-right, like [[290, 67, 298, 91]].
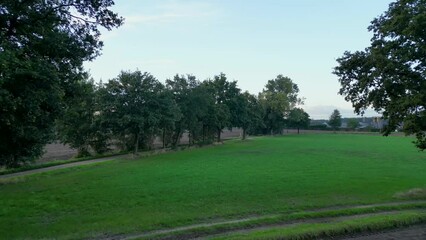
[[0, 0, 123, 167], [334, 0, 426, 150], [98, 71, 180, 154], [55, 78, 106, 157], [328, 109, 342, 131], [259, 75, 302, 134], [239, 92, 263, 140], [287, 108, 310, 134], [0, 2, 308, 165]]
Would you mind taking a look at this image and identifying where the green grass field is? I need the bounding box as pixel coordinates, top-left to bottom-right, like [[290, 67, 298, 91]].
[[0, 134, 425, 239]]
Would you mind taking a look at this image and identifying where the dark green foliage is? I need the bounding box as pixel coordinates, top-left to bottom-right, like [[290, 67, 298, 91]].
[[98, 70, 179, 154], [334, 0, 426, 150], [0, 56, 62, 167], [0, 0, 122, 167], [166, 75, 213, 146], [1, 0, 304, 166], [99, 71, 160, 153], [165, 73, 266, 144], [158, 87, 182, 148], [287, 108, 310, 134], [56, 79, 95, 157], [202, 73, 240, 142], [239, 92, 264, 139], [259, 75, 302, 134], [329, 109, 342, 130], [55, 79, 109, 157]]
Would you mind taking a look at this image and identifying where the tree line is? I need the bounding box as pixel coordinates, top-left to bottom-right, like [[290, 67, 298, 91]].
[[2, 0, 423, 168], [0, 0, 312, 168], [55, 71, 311, 159], [0, 0, 123, 168]]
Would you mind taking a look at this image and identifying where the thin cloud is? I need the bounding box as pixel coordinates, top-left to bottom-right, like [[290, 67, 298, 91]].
[[125, 1, 217, 25], [139, 59, 177, 66], [122, 59, 178, 69]]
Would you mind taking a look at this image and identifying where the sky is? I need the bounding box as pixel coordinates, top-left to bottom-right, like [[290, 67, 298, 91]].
[[84, 0, 394, 119]]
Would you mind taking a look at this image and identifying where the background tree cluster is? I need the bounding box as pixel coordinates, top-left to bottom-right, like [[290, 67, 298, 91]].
[[328, 109, 342, 131], [55, 71, 310, 158], [7, 0, 424, 168], [0, 0, 310, 170]]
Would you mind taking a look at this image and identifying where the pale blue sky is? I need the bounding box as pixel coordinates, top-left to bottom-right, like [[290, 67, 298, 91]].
[[84, 0, 394, 119]]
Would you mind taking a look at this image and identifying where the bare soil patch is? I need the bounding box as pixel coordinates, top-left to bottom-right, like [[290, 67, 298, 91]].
[[340, 224, 426, 240], [394, 188, 426, 200], [39, 129, 243, 163]]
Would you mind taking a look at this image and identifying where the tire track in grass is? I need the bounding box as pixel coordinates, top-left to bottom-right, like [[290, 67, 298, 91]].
[[114, 201, 426, 240], [0, 155, 127, 179], [339, 224, 426, 240], [202, 210, 426, 240]]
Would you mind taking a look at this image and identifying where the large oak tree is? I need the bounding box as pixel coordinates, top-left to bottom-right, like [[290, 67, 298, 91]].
[[0, 0, 123, 166], [259, 75, 302, 134], [328, 109, 342, 131], [98, 71, 179, 154], [334, 0, 426, 150], [287, 108, 310, 134]]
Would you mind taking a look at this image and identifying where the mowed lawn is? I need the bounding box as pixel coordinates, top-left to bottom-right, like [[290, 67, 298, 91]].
[[0, 134, 425, 239]]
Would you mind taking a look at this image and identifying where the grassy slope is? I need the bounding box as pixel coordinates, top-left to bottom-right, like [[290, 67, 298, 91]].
[[0, 134, 425, 239]]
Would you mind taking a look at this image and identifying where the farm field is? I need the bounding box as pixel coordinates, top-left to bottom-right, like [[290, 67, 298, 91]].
[[0, 134, 425, 239]]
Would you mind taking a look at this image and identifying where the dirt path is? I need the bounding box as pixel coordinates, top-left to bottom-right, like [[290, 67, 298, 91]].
[[2, 134, 243, 179], [0, 154, 130, 179], [340, 224, 426, 240], [198, 211, 426, 240], [115, 201, 426, 240]]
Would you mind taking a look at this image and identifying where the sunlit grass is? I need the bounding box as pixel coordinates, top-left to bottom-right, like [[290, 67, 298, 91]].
[[0, 134, 425, 239]]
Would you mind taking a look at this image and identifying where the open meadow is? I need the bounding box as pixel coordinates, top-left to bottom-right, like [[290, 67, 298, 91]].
[[1, 134, 425, 239]]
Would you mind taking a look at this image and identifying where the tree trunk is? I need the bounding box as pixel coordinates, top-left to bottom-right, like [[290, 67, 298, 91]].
[[172, 126, 182, 147], [202, 125, 205, 143], [242, 128, 247, 140], [11, 155, 19, 168], [77, 145, 90, 158], [162, 127, 166, 149], [134, 132, 139, 156], [217, 128, 221, 142], [297, 127, 300, 134], [174, 130, 181, 147]]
